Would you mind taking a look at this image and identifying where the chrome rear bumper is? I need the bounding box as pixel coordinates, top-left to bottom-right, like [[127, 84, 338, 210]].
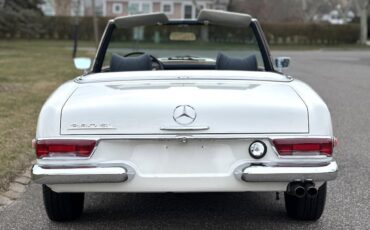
[[32, 165, 129, 184], [240, 161, 338, 182], [32, 161, 338, 185]]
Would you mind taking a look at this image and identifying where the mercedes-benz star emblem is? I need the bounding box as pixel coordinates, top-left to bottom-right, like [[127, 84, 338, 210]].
[[173, 105, 197, 125]]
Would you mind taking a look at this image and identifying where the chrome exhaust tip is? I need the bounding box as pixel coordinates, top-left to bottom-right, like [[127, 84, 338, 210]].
[[305, 184, 318, 198], [287, 182, 306, 198], [294, 185, 306, 198]]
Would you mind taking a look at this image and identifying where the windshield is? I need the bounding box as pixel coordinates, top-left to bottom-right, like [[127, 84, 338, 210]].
[[102, 22, 266, 72]]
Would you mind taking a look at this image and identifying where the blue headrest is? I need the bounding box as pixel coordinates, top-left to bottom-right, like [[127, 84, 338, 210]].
[[110, 54, 152, 72], [216, 53, 258, 71]]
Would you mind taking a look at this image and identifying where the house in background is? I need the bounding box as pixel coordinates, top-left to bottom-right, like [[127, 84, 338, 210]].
[[39, 0, 56, 16], [47, 0, 230, 19]]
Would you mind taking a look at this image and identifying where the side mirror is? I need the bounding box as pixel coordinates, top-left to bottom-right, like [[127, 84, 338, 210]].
[[275, 57, 291, 72], [73, 57, 92, 71]]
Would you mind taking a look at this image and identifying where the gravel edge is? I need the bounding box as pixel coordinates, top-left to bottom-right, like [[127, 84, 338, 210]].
[[0, 162, 34, 209]]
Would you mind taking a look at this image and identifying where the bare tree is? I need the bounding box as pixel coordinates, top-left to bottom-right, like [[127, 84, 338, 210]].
[[229, 0, 304, 22], [354, 0, 369, 44], [54, 0, 71, 16], [71, 0, 81, 16], [297, 0, 369, 43], [91, 0, 99, 47], [301, 0, 337, 22]]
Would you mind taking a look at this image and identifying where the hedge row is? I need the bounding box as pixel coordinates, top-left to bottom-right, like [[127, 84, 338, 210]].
[[262, 23, 360, 45], [0, 17, 107, 40], [0, 16, 361, 44]]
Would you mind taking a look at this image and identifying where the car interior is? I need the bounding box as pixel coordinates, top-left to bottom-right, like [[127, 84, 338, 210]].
[[109, 53, 259, 72]]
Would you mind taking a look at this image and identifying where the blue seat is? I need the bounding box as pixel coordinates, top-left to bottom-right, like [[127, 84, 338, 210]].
[[110, 54, 152, 72], [216, 53, 258, 71]]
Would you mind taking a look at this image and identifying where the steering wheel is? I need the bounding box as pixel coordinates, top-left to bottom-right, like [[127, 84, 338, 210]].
[[124, 52, 164, 70]]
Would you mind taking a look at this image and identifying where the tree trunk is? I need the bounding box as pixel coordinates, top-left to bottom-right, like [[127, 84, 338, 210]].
[[360, 8, 367, 44], [360, 3, 369, 44], [356, 0, 369, 44]]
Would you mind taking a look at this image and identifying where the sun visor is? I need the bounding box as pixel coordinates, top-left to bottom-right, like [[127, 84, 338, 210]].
[[114, 13, 169, 29], [198, 9, 252, 28]]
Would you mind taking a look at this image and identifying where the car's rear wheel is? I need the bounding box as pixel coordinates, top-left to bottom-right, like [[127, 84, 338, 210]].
[[284, 182, 327, 221], [42, 185, 84, 222]]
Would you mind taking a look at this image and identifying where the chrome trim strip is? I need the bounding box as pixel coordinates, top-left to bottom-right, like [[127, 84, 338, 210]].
[[238, 161, 338, 182], [32, 164, 131, 184], [36, 136, 334, 164], [38, 135, 333, 140], [160, 126, 210, 131]]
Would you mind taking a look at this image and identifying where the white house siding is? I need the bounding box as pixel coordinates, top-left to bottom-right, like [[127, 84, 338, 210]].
[[51, 0, 229, 18]]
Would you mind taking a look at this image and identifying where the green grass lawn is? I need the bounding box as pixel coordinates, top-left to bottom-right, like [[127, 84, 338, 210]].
[[0, 40, 94, 190]]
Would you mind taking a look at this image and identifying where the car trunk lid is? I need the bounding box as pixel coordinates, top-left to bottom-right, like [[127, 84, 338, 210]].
[[61, 80, 308, 135]]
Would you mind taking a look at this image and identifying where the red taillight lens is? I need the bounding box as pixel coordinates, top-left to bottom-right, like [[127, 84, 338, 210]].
[[272, 138, 333, 156], [35, 140, 96, 159]]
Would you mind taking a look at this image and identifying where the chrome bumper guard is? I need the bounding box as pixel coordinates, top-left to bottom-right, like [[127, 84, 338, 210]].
[[240, 161, 338, 182], [32, 161, 338, 184], [32, 165, 130, 184]]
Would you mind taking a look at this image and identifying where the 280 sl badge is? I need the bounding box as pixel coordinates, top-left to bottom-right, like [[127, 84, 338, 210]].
[[68, 123, 115, 130]]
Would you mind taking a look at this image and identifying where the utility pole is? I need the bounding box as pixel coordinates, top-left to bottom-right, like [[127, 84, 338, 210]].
[[72, 0, 81, 58], [91, 0, 99, 48]]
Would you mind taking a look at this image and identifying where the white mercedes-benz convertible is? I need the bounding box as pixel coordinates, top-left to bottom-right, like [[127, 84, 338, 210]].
[[32, 10, 338, 221]]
